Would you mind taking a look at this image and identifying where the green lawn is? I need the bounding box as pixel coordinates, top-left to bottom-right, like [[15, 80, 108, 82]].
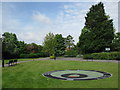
[[2, 60, 118, 88], [0, 60, 1, 65]]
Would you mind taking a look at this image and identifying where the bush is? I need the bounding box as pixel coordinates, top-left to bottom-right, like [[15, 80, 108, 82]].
[[37, 52, 49, 57], [20, 53, 39, 58], [76, 54, 83, 58], [83, 54, 93, 59], [50, 56, 55, 59], [83, 52, 120, 60], [20, 54, 28, 58], [64, 49, 78, 57], [20, 52, 49, 58], [64, 55, 75, 57]]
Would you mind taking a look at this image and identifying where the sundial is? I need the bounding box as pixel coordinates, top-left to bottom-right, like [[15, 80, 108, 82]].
[[43, 70, 111, 81]]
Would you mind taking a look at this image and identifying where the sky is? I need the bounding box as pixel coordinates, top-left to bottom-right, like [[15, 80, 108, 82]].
[[1, 0, 119, 45]]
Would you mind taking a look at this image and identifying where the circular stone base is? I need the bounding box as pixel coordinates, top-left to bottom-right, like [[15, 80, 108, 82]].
[[43, 70, 111, 81]]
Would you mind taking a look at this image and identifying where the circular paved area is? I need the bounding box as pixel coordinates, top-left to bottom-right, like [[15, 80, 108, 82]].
[[43, 70, 112, 81]]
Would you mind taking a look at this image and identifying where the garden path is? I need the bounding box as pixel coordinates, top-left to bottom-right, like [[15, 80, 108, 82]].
[[0, 57, 119, 67]]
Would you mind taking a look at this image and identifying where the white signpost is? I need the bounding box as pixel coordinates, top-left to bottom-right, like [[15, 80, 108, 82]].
[[105, 48, 110, 52]]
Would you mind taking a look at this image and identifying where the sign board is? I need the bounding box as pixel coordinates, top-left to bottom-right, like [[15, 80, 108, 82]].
[[105, 48, 110, 51]]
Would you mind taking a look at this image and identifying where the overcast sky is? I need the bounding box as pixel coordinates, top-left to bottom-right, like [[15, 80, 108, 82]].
[[1, 0, 119, 45]]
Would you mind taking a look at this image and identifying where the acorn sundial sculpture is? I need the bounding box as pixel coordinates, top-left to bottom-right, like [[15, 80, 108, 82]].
[[43, 70, 111, 81]]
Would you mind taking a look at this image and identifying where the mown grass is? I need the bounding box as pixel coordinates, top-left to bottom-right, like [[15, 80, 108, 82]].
[[0, 60, 1, 65], [2, 60, 118, 88]]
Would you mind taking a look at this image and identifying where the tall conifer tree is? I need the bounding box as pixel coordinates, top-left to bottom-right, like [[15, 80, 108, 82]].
[[78, 2, 114, 54]]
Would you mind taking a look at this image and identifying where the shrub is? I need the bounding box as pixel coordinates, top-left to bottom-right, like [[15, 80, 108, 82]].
[[37, 52, 49, 57], [64, 49, 78, 57], [83, 52, 120, 60], [20, 54, 27, 58], [20, 52, 49, 58], [64, 55, 75, 57], [83, 54, 93, 59], [20, 53, 39, 58], [28, 53, 39, 58], [76, 54, 83, 58], [50, 56, 55, 59]]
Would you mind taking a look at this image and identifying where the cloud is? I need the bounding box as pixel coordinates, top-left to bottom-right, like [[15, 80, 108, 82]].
[[104, 2, 118, 31], [65, 0, 119, 2], [3, 18, 21, 32], [64, 5, 70, 9], [51, 3, 90, 43], [0, 3, 2, 36], [2, 0, 119, 2], [2, 2, 118, 45], [32, 11, 52, 24], [18, 32, 46, 44], [52, 2, 118, 44], [18, 32, 40, 41], [2, 3, 21, 33]]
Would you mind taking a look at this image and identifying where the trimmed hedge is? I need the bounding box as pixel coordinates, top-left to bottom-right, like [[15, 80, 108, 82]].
[[83, 52, 120, 60], [76, 54, 83, 58], [20, 52, 49, 58], [64, 55, 76, 57], [64, 49, 78, 57]]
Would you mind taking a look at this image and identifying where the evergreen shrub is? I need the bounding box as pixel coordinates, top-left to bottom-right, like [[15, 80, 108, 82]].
[[64, 49, 78, 57], [20, 52, 49, 58], [83, 52, 120, 60]]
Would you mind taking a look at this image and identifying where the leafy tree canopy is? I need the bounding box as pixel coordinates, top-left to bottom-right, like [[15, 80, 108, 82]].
[[26, 43, 40, 53], [2, 32, 19, 59], [65, 35, 75, 50], [43, 32, 56, 56], [112, 32, 120, 51], [54, 34, 66, 56]]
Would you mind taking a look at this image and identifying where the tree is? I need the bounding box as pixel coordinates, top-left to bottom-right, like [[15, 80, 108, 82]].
[[38, 45, 43, 53], [77, 2, 114, 54], [77, 27, 93, 54], [26, 43, 39, 53], [65, 35, 75, 50], [54, 34, 65, 56], [2, 32, 19, 59], [17, 41, 27, 54], [0, 38, 2, 60], [43, 32, 56, 56], [112, 32, 120, 51]]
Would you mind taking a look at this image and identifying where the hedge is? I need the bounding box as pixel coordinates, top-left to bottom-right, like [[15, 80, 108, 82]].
[[83, 52, 120, 60], [64, 55, 76, 57], [20, 52, 49, 58], [64, 49, 78, 57]]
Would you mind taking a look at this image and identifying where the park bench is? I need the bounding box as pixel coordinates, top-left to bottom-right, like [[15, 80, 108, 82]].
[[13, 59, 18, 64], [54, 57, 56, 60], [116, 57, 120, 61], [6, 59, 18, 66]]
